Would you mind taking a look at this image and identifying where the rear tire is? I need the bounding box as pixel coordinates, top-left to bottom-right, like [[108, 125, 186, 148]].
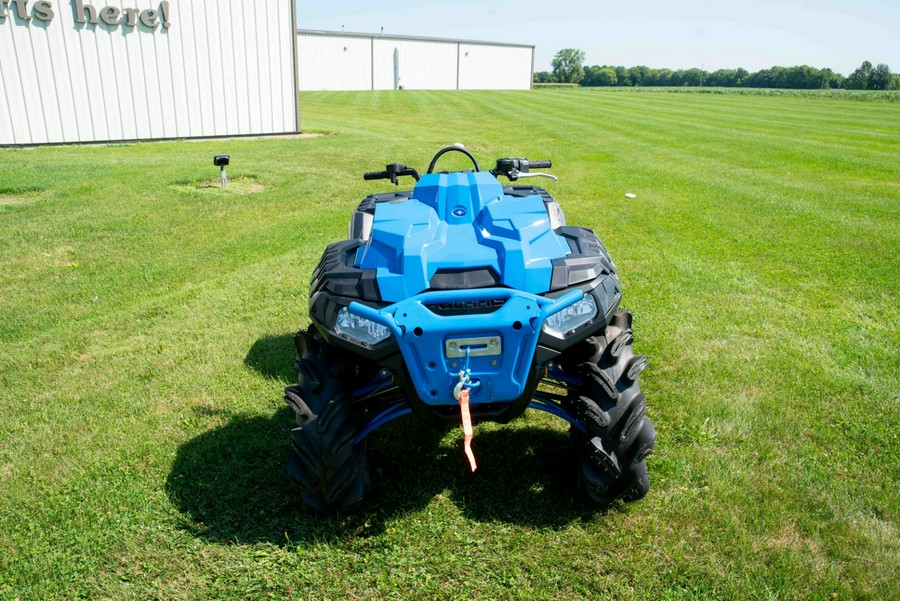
[[284, 325, 371, 513], [561, 311, 656, 507]]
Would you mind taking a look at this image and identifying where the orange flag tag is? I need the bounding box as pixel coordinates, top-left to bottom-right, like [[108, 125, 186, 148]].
[[458, 388, 477, 472]]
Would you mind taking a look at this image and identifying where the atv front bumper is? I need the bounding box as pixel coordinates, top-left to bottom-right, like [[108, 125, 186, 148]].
[[347, 287, 583, 406]]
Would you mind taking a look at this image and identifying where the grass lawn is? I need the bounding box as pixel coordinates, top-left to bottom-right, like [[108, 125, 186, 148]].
[[1, 89, 898, 599]]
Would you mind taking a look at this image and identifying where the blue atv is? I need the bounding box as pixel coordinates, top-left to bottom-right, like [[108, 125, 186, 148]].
[[285, 147, 655, 513]]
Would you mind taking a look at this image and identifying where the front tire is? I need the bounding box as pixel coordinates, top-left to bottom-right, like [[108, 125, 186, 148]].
[[562, 310, 656, 507], [284, 326, 371, 513]]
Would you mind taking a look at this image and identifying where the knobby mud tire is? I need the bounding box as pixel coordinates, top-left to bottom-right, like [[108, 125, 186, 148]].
[[562, 310, 656, 507], [284, 325, 371, 513]]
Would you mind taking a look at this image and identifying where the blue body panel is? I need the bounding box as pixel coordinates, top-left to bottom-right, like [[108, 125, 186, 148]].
[[355, 172, 572, 303], [350, 288, 583, 406]]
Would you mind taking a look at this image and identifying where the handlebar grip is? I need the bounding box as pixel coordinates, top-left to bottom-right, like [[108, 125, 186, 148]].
[[364, 171, 386, 181], [529, 160, 552, 169]]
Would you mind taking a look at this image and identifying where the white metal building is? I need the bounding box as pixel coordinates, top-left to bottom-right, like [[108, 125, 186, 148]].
[[297, 30, 534, 91], [0, 0, 299, 146]]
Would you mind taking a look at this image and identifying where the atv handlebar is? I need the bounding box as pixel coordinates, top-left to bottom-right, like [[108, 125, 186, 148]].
[[363, 163, 421, 185], [364, 153, 555, 185], [491, 158, 553, 182]]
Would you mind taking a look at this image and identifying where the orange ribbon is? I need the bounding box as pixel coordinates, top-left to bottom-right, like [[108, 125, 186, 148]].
[[458, 388, 477, 472]]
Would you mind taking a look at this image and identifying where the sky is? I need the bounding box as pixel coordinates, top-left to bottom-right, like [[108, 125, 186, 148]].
[[296, 0, 900, 75]]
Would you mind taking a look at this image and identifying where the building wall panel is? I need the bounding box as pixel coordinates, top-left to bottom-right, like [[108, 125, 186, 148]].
[[298, 34, 372, 91], [372, 38, 457, 90], [229, 3, 249, 135], [0, 0, 298, 145], [279, 3, 296, 128], [47, 16, 80, 142], [242, 3, 262, 135], [126, 12, 152, 138], [95, 27, 124, 141], [8, 23, 48, 142], [272, 0, 293, 128], [0, 27, 26, 143], [297, 31, 533, 92], [4, 25, 32, 143], [0, 56, 16, 143], [458, 43, 533, 90], [29, 24, 64, 142], [164, 3, 189, 137], [154, 5, 178, 138]]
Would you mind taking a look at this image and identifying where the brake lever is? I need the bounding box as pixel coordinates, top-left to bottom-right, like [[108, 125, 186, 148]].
[[516, 172, 558, 181]]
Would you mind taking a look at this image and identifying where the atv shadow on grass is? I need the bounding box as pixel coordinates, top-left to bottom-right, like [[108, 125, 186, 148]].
[[373, 421, 604, 527], [166, 411, 602, 546], [163, 336, 605, 546], [243, 333, 297, 383]]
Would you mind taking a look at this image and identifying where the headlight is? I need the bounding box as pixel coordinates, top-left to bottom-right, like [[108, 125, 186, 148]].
[[543, 294, 597, 336], [335, 307, 391, 345]]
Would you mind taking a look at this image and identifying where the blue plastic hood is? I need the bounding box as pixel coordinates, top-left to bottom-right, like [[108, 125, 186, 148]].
[[355, 172, 571, 302]]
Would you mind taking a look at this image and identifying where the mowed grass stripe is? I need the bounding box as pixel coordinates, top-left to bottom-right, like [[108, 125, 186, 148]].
[[523, 91, 900, 187], [491, 91, 899, 242], [0, 143, 365, 344], [551, 90, 900, 164], [580, 88, 900, 143]]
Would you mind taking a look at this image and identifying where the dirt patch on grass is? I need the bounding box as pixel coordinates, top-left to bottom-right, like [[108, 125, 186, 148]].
[[184, 132, 324, 142], [39, 245, 81, 268], [0, 191, 46, 206], [766, 523, 824, 553], [171, 177, 265, 195]]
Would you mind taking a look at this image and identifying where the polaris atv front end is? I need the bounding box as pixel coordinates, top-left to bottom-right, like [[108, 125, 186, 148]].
[[284, 147, 655, 513]]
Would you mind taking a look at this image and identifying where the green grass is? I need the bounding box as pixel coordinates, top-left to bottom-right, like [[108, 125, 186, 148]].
[[1, 89, 898, 599]]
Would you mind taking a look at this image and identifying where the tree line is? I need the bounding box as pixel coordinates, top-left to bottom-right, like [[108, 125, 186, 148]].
[[537, 49, 900, 90]]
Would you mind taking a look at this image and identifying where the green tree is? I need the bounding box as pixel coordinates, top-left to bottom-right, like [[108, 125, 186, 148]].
[[869, 63, 893, 90], [627, 65, 652, 86], [707, 68, 746, 87], [654, 68, 673, 86], [552, 48, 586, 84], [580, 66, 599, 86], [593, 67, 617, 86], [681, 68, 704, 86], [847, 61, 874, 89]]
